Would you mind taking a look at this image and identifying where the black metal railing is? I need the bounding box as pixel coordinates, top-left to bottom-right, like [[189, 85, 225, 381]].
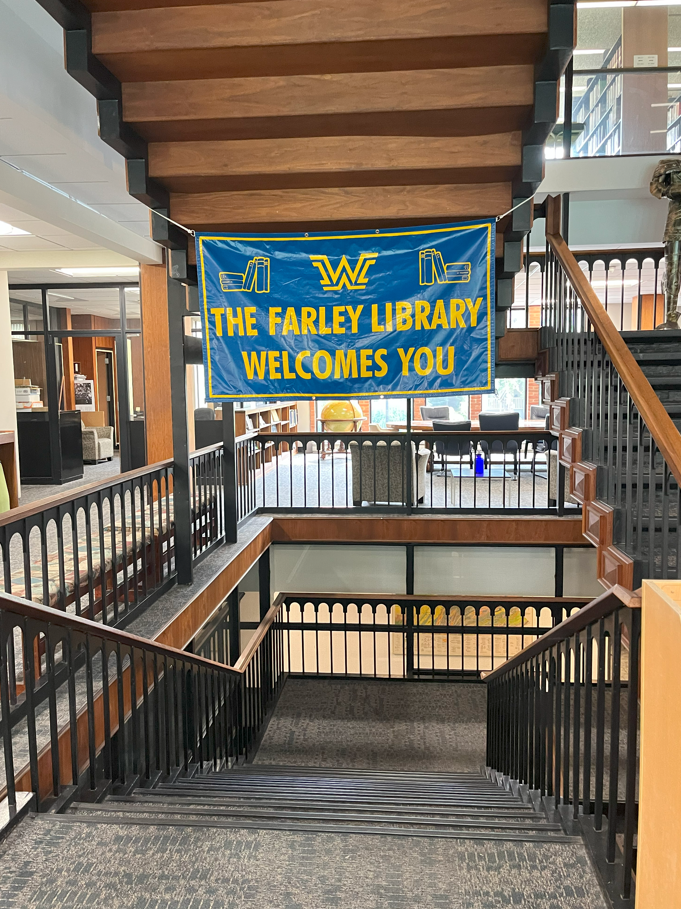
[[189, 443, 226, 560], [512, 243, 666, 331], [485, 586, 640, 904], [277, 594, 589, 679], [0, 591, 284, 809], [544, 229, 681, 581], [0, 461, 175, 629], [0, 450, 231, 635], [235, 429, 575, 517]]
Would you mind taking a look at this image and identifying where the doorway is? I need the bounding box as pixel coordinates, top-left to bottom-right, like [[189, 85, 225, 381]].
[[96, 348, 117, 442]]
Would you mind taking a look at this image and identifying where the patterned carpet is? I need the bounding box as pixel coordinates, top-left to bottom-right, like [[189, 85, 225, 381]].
[[0, 817, 608, 909], [0, 678, 609, 908], [253, 678, 488, 772]]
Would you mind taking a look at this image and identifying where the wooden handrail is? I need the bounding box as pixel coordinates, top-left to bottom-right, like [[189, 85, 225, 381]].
[[0, 457, 174, 526], [233, 595, 285, 672], [189, 442, 224, 458], [483, 584, 638, 683], [0, 589, 239, 676], [547, 220, 681, 487]]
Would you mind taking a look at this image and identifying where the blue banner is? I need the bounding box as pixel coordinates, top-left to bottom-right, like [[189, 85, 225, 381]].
[[196, 220, 495, 400]]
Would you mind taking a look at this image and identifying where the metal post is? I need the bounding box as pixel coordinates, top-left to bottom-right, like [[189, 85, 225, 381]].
[[116, 286, 132, 472], [167, 256, 193, 585], [405, 398, 413, 515], [258, 548, 271, 620], [228, 588, 241, 665], [222, 401, 238, 543], [43, 289, 63, 484], [405, 542, 414, 679]]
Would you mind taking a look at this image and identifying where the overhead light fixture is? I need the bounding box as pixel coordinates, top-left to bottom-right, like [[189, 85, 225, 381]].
[[47, 292, 75, 300], [124, 286, 140, 293], [576, 2, 636, 8], [0, 220, 30, 236], [574, 49, 605, 55], [670, 47, 681, 52], [55, 266, 140, 278]]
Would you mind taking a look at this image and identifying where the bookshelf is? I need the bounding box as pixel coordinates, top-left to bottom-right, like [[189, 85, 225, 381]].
[[573, 39, 623, 158], [234, 402, 300, 476]]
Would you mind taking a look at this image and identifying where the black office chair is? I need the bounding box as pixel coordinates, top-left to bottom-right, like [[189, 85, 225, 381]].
[[432, 420, 473, 476], [478, 411, 519, 477]]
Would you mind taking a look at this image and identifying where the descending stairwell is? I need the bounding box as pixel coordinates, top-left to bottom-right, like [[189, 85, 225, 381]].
[[61, 765, 580, 845], [0, 679, 610, 908]]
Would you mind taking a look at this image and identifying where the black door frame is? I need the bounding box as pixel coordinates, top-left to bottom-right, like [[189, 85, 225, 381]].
[[9, 283, 142, 475]]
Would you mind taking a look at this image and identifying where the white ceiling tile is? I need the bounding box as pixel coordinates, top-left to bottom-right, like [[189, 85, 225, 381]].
[[0, 235, 65, 250]]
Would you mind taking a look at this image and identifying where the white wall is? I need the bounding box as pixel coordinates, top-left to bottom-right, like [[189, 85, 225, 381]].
[[535, 155, 668, 250], [270, 544, 602, 599], [0, 271, 18, 491], [271, 544, 407, 595]]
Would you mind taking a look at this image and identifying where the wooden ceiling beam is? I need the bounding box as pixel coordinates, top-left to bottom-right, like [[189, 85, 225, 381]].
[[92, 0, 548, 81], [95, 36, 547, 83], [93, 0, 548, 55], [124, 66, 534, 142], [171, 182, 512, 229], [148, 133, 522, 192]]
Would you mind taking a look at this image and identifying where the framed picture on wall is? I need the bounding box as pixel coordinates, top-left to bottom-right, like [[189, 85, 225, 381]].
[[74, 378, 95, 412]]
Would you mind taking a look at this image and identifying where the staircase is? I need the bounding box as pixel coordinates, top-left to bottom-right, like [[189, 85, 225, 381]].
[[58, 764, 579, 844], [537, 214, 681, 589], [623, 330, 681, 427]]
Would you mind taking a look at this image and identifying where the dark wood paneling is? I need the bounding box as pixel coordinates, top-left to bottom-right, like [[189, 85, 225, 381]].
[[271, 515, 587, 545], [559, 428, 582, 468], [583, 498, 613, 549], [497, 328, 539, 362], [171, 182, 512, 228], [140, 264, 173, 464]]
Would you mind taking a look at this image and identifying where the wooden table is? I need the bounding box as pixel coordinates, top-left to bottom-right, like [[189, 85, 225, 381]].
[[385, 420, 547, 431]]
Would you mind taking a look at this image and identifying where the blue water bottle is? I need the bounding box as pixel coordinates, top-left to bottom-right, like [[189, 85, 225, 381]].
[[475, 453, 485, 476]]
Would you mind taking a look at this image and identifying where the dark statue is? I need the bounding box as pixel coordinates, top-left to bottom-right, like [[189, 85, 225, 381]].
[[650, 158, 681, 329]]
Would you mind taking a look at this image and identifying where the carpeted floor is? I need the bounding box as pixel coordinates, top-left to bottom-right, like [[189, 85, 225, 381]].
[[254, 678, 488, 772], [0, 817, 608, 909]]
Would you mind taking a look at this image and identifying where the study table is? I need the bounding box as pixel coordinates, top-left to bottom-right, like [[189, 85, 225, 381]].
[[385, 419, 547, 431]]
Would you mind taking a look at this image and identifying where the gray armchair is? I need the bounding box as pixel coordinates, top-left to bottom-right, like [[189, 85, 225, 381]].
[[349, 440, 429, 506], [420, 405, 454, 422], [432, 420, 473, 475], [478, 411, 519, 477], [81, 424, 114, 463]]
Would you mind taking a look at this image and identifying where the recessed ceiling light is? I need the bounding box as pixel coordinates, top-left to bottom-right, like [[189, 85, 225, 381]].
[[48, 292, 75, 300], [55, 266, 140, 278], [0, 220, 30, 236], [124, 286, 140, 293], [574, 49, 605, 55]]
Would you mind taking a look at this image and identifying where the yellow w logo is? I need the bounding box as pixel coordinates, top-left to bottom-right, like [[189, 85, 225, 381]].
[[309, 253, 378, 291]]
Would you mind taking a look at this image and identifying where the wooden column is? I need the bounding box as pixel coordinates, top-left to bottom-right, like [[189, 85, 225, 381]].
[[637, 580, 681, 907], [140, 263, 173, 463], [61, 309, 76, 410]]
